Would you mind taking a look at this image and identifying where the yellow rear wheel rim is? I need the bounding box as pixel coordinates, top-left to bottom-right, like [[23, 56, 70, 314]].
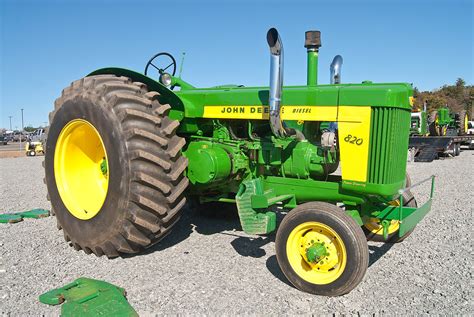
[[54, 119, 109, 220], [286, 222, 347, 285]]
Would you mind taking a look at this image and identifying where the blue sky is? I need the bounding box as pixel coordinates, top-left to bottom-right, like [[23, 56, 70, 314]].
[[1, 0, 472, 129]]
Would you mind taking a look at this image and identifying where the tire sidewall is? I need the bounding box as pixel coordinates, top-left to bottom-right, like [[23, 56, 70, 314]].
[[45, 94, 130, 247], [276, 207, 365, 295]]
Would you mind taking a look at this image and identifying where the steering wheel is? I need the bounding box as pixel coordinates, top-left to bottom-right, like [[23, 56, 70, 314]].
[[144, 52, 177, 78]]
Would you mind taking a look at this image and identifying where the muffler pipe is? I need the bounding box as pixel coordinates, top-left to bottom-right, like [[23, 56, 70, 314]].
[[267, 28, 286, 138], [330, 55, 343, 84]]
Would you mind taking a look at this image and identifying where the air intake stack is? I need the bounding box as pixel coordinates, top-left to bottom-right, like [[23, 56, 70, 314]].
[[304, 31, 321, 86]]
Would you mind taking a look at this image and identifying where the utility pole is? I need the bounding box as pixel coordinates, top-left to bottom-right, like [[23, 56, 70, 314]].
[[8, 116, 13, 130], [21, 108, 24, 131]]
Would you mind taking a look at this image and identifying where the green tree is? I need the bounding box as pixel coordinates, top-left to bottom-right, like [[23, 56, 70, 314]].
[[455, 78, 465, 87]]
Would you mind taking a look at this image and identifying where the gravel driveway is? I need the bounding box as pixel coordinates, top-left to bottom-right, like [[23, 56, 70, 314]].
[[0, 150, 472, 315]]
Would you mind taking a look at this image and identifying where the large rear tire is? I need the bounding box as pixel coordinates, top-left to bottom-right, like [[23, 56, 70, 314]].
[[45, 75, 189, 257], [428, 111, 440, 136], [457, 110, 469, 135], [275, 202, 368, 296]]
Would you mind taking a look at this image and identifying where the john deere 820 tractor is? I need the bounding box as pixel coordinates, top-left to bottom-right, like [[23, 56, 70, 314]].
[[45, 29, 434, 296]]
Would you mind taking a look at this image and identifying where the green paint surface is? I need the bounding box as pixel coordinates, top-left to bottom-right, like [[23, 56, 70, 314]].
[[306, 242, 328, 263], [39, 277, 138, 317], [88, 60, 432, 235]]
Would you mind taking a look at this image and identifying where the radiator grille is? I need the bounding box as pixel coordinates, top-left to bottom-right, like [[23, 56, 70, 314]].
[[368, 107, 410, 184]]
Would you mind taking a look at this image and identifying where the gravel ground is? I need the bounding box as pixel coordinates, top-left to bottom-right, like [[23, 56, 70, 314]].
[[0, 150, 472, 315]]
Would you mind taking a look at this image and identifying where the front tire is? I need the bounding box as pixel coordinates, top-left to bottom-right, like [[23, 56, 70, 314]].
[[275, 202, 368, 296], [45, 75, 189, 257]]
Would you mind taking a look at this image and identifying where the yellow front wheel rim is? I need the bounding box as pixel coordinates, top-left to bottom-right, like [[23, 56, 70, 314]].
[[54, 119, 109, 220], [286, 222, 347, 285]]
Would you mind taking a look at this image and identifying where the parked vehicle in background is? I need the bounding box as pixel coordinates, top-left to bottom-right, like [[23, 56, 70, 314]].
[[467, 121, 474, 134], [467, 121, 474, 149], [0, 135, 7, 145], [428, 106, 469, 136], [12, 131, 28, 142], [25, 128, 48, 156], [409, 105, 473, 161], [29, 128, 47, 143], [3, 131, 14, 143], [410, 110, 428, 136]]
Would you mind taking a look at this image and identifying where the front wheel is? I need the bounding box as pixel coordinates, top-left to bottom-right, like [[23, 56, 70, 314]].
[[275, 202, 368, 296]]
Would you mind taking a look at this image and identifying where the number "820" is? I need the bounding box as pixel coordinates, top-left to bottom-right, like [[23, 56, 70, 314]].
[[344, 134, 363, 146]]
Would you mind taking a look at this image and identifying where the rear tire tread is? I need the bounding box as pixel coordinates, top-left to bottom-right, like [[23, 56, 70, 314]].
[[47, 74, 188, 258]]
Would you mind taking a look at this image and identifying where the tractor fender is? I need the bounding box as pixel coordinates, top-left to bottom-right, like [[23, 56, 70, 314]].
[[88, 67, 185, 120]]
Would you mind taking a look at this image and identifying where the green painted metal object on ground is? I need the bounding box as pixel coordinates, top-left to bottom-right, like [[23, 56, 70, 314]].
[[0, 209, 49, 223], [18, 209, 50, 219], [39, 277, 138, 317], [0, 214, 23, 224]]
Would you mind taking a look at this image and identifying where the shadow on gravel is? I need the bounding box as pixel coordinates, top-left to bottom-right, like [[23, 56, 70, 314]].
[[192, 202, 275, 258], [228, 235, 273, 258], [266, 255, 292, 288], [129, 203, 244, 257], [368, 243, 395, 267], [128, 202, 278, 260]]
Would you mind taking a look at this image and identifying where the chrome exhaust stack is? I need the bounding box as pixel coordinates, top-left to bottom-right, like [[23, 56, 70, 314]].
[[330, 55, 343, 84], [267, 28, 286, 138]]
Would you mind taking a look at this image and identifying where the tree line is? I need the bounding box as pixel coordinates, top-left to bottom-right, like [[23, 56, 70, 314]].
[[413, 78, 473, 115]]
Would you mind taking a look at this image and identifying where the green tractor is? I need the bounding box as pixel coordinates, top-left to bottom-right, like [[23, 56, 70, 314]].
[[410, 110, 429, 136], [429, 105, 469, 136], [44, 28, 434, 296]]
